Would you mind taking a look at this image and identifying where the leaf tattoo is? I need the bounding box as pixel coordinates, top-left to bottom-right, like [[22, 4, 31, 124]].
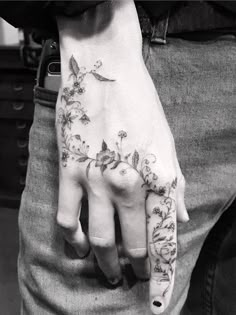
[[91, 71, 115, 82], [69, 55, 80, 77], [58, 56, 115, 129], [132, 150, 139, 169], [102, 140, 108, 151]]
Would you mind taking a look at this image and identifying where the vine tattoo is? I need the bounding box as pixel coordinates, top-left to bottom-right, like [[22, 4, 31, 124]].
[[57, 57, 177, 297], [58, 56, 115, 126], [146, 179, 177, 296]]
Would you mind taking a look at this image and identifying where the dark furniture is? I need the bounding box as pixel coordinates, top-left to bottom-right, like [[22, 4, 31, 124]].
[[0, 45, 37, 209]]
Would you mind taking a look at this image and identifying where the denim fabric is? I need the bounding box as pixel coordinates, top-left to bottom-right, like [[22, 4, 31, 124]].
[[181, 199, 236, 315], [18, 21, 236, 315]]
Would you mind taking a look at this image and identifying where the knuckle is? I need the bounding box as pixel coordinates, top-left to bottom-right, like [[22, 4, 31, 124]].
[[89, 236, 115, 250], [107, 171, 141, 195], [56, 213, 77, 231], [60, 166, 79, 181], [125, 247, 147, 261]]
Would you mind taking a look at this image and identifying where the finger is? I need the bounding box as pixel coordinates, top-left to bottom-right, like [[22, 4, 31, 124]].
[[57, 175, 90, 258], [116, 196, 149, 280], [88, 195, 122, 285], [146, 192, 177, 315], [176, 175, 189, 222], [174, 160, 189, 222]]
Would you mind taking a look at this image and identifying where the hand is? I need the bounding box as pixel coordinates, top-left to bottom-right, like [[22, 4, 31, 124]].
[[55, 1, 189, 314]]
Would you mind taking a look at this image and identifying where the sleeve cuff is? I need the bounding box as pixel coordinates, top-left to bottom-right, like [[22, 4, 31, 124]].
[[48, 1, 107, 17]]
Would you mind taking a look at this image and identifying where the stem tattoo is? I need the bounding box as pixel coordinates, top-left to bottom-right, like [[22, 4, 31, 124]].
[[58, 56, 115, 126], [57, 57, 177, 297]]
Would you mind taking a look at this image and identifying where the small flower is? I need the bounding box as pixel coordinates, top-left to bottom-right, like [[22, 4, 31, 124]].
[[61, 88, 70, 102], [94, 60, 102, 69], [158, 186, 166, 196], [61, 111, 77, 129], [152, 207, 161, 215], [73, 81, 80, 88], [95, 149, 116, 167], [63, 87, 70, 94], [61, 150, 69, 163], [78, 87, 85, 94], [79, 114, 90, 125], [118, 130, 127, 140]]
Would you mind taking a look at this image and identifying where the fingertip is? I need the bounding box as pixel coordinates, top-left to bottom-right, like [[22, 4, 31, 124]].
[[177, 195, 189, 223], [74, 235, 90, 259], [177, 209, 190, 223], [149, 271, 175, 314]]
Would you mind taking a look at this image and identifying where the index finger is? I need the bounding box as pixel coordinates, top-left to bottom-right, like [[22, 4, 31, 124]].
[[146, 184, 177, 315]]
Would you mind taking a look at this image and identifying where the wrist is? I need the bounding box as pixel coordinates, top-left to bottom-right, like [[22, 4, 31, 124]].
[[56, 0, 143, 79]]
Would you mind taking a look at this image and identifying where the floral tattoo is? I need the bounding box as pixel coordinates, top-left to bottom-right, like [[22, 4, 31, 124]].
[[57, 57, 177, 297], [58, 56, 115, 126], [58, 128, 177, 297], [146, 179, 177, 296]]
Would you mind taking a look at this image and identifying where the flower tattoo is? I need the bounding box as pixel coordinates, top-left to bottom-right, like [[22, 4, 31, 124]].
[[58, 126, 177, 297], [57, 58, 178, 298], [58, 56, 115, 128]]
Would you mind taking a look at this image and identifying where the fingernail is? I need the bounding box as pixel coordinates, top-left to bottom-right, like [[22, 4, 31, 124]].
[[107, 277, 123, 287], [77, 247, 91, 259], [151, 296, 165, 314]]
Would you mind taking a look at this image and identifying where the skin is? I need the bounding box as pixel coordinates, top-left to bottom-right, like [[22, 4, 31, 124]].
[[55, 1, 189, 314]]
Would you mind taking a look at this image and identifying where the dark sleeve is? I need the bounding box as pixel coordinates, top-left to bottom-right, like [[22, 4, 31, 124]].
[[0, 1, 106, 30]]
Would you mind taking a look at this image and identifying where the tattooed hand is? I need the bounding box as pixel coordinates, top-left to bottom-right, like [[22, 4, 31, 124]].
[[56, 1, 189, 314]]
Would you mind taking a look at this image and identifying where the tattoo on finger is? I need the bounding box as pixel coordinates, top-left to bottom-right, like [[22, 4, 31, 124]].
[[57, 56, 177, 297]]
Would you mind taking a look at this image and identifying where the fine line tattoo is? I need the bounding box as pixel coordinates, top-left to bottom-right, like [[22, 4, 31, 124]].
[[57, 125, 177, 297], [57, 57, 177, 296], [58, 56, 115, 126]]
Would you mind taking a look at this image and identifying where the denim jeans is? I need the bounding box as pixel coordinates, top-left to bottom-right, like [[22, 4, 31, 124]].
[[18, 10, 236, 315]]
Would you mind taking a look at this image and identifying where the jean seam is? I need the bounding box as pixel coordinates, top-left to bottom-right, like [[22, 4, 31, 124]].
[[203, 258, 216, 315]]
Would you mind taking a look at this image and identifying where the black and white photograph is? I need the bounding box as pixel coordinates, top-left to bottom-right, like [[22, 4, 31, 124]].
[[0, 1, 235, 314]]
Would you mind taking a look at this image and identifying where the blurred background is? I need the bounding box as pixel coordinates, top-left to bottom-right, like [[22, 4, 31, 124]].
[[0, 18, 41, 315]]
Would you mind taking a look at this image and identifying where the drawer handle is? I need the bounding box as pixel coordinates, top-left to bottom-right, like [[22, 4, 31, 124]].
[[17, 139, 28, 149], [18, 158, 28, 167], [12, 102, 24, 111], [16, 121, 27, 129], [13, 85, 23, 92], [19, 176, 26, 186]]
